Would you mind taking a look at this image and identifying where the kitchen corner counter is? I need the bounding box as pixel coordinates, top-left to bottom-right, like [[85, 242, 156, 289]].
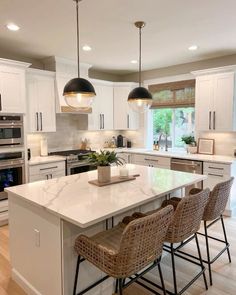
[[28, 155, 66, 166], [116, 148, 235, 164]]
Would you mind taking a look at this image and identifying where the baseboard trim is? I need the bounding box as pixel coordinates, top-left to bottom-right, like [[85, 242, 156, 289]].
[[12, 268, 42, 295]]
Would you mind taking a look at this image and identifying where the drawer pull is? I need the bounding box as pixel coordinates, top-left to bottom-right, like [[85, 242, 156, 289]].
[[208, 166, 224, 170], [208, 173, 223, 177], [145, 158, 159, 162], [40, 166, 58, 171]]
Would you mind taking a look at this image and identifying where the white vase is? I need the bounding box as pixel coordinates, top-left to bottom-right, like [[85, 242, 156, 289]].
[[97, 166, 111, 183], [186, 145, 198, 154]]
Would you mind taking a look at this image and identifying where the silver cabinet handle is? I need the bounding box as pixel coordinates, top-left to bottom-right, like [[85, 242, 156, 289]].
[[127, 114, 130, 129], [209, 111, 211, 130], [40, 112, 43, 131], [208, 166, 223, 170], [102, 114, 105, 129], [213, 111, 216, 130], [145, 158, 159, 162], [36, 112, 39, 131], [208, 173, 223, 178], [40, 166, 58, 171], [99, 114, 102, 129], [0, 94, 2, 111]]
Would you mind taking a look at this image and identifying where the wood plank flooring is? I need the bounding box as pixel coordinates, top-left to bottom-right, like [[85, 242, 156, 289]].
[[0, 218, 235, 295]]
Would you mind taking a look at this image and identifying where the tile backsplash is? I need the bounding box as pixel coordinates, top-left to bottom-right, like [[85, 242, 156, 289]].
[[198, 132, 236, 156], [27, 114, 145, 156]]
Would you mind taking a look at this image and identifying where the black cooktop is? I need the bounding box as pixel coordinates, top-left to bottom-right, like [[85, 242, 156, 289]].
[[49, 149, 94, 157]]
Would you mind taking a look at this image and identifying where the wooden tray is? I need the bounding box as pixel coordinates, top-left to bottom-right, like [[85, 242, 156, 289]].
[[88, 175, 136, 187]]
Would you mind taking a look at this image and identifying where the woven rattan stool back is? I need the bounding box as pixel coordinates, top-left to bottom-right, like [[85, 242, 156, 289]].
[[165, 188, 210, 243]]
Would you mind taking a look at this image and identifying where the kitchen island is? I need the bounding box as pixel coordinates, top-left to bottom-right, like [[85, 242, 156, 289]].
[[6, 165, 206, 295]]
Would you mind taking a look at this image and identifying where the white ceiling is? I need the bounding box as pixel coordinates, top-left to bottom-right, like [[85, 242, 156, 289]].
[[1, 0, 236, 74]]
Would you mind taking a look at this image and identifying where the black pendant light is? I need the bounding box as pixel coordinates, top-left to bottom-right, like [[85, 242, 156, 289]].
[[63, 0, 96, 109], [128, 21, 153, 113]]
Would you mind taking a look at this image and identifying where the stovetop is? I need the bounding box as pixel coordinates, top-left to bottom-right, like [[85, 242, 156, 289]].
[[49, 149, 94, 163]]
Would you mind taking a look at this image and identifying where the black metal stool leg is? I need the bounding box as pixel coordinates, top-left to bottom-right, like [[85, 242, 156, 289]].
[[195, 234, 208, 290], [170, 243, 178, 294], [158, 262, 166, 295], [204, 221, 213, 286], [220, 215, 231, 263], [73, 255, 81, 295], [115, 279, 118, 293], [118, 278, 123, 295]]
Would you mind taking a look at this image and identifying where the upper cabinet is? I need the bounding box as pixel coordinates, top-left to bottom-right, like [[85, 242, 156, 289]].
[[0, 60, 30, 113], [88, 83, 113, 130], [27, 69, 56, 133], [113, 84, 139, 130], [195, 71, 235, 132]]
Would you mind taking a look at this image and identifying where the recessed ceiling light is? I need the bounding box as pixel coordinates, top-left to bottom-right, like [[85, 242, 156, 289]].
[[131, 60, 138, 64], [188, 45, 198, 51], [6, 23, 20, 31], [82, 45, 92, 51]]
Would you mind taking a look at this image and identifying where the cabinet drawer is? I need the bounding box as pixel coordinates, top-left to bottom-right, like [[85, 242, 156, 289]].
[[132, 154, 170, 167], [29, 161, 65, 176], [203, 162, 230, 176]]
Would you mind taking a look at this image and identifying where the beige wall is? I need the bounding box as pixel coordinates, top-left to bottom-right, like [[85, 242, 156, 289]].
[[122, 54, 236, 82]]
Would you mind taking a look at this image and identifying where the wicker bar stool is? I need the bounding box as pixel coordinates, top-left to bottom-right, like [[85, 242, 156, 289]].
[[182, 177, 234, 286], [73, 205, 173, 295], [123, 188, 210, 295]]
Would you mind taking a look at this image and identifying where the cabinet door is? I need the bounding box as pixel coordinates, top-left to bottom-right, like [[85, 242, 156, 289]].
[[37, 76, 56, 132], [195, 75, 214, 131], [114, 86, 139, 130], [27, 76, 39, 132], [0, 66, 25, 113], [99, 85, 113, 130], [114, 87, 130, 130], [88, 85, 113, 130], [27, 72, 56, 133], [213, 72, 234, 132]]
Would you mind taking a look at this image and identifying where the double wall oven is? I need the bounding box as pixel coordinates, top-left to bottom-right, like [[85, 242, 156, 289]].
[[0, 115, 25, 225], [0, 151, 25, 224]]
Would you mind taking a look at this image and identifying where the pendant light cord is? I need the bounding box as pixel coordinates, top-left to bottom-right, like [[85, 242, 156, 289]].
[[75, 0, 80, 78], [139, 26, 142, 87]]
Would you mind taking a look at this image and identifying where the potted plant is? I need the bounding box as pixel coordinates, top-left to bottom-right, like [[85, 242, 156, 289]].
[[181, 135, 197, 154], [86, 150, 123, 183]]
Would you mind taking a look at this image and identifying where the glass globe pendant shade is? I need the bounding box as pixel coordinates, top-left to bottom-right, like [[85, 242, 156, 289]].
[[128, 86, 153, 113], [63, 77, 96, 109]]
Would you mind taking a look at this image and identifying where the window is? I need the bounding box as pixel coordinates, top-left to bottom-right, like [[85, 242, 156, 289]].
[[149, 79, 195, 149], [153, 107, 195, 148]]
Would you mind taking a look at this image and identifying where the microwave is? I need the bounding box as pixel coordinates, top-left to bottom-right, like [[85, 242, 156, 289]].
[[0, 115, 24, 147]]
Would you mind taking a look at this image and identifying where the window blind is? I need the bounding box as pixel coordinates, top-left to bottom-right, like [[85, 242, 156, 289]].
[[149, 79, 195, 109]]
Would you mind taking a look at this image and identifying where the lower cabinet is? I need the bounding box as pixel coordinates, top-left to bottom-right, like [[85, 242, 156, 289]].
[[132, 154, 171, 169], [203, 162, 231, 190], [29, 161, 66, 182]]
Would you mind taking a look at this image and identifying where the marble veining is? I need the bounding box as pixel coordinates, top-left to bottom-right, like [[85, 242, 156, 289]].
[[6, 165, 206, 228]]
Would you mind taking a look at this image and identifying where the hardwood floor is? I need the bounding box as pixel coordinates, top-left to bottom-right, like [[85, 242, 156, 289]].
[[0, 218, 235, 295]]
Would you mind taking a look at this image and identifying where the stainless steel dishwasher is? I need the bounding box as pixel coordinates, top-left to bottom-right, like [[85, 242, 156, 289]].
[[171, 158, 203, 191]]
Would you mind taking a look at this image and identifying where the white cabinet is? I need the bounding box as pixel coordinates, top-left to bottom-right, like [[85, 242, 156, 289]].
[[88, 84, 113, 130], [113, 85, 139, 130], [132, 154, 171, 169], [29, 161, 66, 183], [0, 65, 26, 113], [27, 69, 56, 132], [195, 72, 235, 132], [203, 162, 231, 190]]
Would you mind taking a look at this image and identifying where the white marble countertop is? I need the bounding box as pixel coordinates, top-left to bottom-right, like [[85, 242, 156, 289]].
[[115, 148, 235, 164], [6, 165, 206, 228], [28, 155, 66, 166]]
